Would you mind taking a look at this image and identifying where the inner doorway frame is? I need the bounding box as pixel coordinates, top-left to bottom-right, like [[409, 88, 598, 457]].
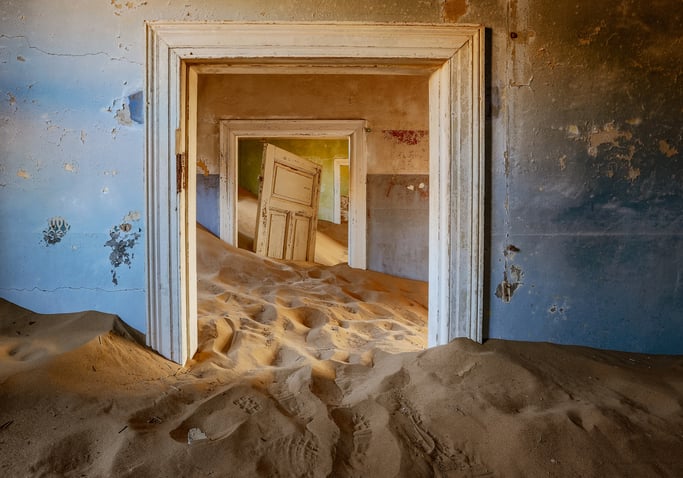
[[145, 21, 485, 364], [218, 119, 367, 269]]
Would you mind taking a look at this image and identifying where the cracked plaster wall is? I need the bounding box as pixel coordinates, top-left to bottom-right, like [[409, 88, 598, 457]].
[[0, 0, 681, 352]]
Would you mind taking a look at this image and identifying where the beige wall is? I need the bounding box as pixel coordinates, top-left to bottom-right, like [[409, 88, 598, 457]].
[[197, 74, 430, 175]]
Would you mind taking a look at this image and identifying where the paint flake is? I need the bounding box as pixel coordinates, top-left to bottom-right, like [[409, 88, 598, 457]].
[[659, 140, 678, 158], [588, 123, 632, 157]]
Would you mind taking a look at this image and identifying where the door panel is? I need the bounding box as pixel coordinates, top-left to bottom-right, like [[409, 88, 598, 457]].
[[290, 215, 312, 261], [265, 209, 288, 259], [272, 165, 315, 206], [255, 144, 321, 262]]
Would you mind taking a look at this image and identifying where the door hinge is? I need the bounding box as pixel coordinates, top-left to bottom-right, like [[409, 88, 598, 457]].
[[176, 152, 185, 193]]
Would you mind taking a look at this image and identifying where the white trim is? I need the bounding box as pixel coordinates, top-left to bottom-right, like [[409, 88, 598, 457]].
[[218, 120, 366, 269], [333, 158, 350, 225], [145, 21, 485, 364]]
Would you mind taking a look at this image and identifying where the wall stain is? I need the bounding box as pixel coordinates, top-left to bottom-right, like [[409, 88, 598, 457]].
[[442, 0, 468, 22], [197, 158, 210, 176], [578, 20, 606, 46], [104, 213, 141, 285], [382, 129, 428, 146], [42, 216, 70, 246]]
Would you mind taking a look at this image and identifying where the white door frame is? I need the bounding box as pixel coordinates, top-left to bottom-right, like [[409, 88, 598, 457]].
[[218, 119, 367, 269], [145, 21, 485, 364], [333, 158, 350, 225]]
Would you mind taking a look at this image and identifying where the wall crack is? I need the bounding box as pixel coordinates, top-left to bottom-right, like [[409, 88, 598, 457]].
[[0, 34, 142, 65], [0, 286, 143, 293]]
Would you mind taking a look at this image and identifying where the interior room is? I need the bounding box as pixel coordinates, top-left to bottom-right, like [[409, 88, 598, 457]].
[[1, 1, 682, 476]]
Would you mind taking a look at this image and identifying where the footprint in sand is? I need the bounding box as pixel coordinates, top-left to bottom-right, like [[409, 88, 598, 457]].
[[351, 412, 372, 456], [330, 402, 401, 477], [233, 395, 262, 415], [257, 432, 322, 477], [389, 394, 491, 475], [168, 387, 266, 443]]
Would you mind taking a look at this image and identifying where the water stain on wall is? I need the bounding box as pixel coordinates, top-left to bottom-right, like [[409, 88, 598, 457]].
[[42, 216, 70, 246], [442, 0, 469, 22], [104, 211, 141, 285], [382, 129, 428, 146]]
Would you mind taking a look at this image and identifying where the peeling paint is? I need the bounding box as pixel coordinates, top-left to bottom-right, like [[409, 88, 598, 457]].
[[496, 264, 524, 303], [122, 210, 141, 222], [382, 129, 428, 146], [114, 103, 133, 126], [104, 214, 142, 286], [587, 122, 632, 158], [659, 139, 678, 158], [558, 155, 567, 171], [16, 169, 30, 179], [197, 158, 210, 176], [42, 217, 70, 246], [566, 124, 580, 137], [496, 245, 523, 303], [63, 162, 78, 173]]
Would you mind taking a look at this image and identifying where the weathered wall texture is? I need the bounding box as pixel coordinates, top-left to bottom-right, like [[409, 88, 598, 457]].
[[197, 74, 430, 175], [197, 74, 431, 280], [461, 0, 683, 353], [0, 0, 681, 352]]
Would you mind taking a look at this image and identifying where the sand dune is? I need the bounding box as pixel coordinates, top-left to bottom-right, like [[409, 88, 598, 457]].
[[1, 227, 682, 477]]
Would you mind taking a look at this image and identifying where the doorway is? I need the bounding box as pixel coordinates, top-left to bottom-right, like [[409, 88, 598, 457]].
[[145, 22, 485, 364], [218, 119, 367, 269]]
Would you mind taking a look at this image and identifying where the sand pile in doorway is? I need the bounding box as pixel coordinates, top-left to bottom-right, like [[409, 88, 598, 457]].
[[1, 226, 682, 477]]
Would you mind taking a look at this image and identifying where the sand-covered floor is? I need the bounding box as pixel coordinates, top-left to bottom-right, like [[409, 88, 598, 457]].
[[1, 227, 682, 477]]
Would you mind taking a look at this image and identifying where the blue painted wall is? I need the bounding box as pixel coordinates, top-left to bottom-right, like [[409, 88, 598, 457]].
[[471, 0, 683, 354], [1, 0, 681, 353]]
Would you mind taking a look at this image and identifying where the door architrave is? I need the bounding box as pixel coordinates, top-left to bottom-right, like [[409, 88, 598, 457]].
[[145, 21, 485, 364], [219, 119, 367, 269]]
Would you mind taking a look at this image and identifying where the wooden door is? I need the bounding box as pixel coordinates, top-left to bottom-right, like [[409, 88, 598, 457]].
[[254, 144, 322, 262]]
